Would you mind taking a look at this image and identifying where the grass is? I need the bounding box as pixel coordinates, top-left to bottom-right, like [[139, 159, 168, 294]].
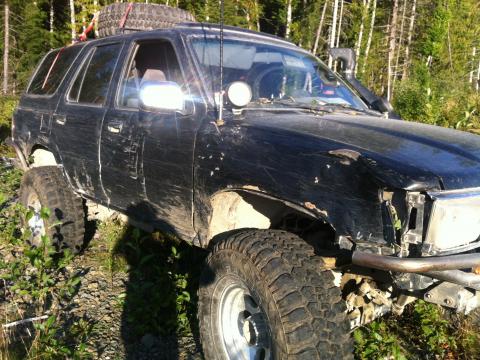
[[354, 301, 480, 359], [93, 220, 206, 337]]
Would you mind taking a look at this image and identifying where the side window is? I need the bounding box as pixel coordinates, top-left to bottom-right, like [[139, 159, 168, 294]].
[[118, 40, 184, 108], [68, 43, 122, 105], [28, 45, 83, 96]]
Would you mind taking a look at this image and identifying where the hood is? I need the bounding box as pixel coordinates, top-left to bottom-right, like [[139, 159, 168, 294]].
[[241, 110, 480, 190]]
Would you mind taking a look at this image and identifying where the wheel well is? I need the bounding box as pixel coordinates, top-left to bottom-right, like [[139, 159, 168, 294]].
[[207, 190, 335, 249], [30, 146, 58, 167]]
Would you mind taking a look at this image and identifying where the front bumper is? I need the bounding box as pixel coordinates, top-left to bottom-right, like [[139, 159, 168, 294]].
[[352, 251, 480, 290], [352, 250, 480, 313]]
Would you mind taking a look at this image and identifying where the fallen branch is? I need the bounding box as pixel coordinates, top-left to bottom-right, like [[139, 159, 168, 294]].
[[2, 315, 48, 329]]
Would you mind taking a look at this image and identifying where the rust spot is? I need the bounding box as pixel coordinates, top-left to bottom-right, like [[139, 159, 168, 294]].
[[304, 201, 328, 218], [242, 185, 261, 191], [329, 149, 361, 165], [474, 265, 480, 275]]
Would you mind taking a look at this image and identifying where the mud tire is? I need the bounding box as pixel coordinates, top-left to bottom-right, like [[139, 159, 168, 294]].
[[198, 229, 353, 359], [19, 166, 85, 253], [97, 3, 196, 38]]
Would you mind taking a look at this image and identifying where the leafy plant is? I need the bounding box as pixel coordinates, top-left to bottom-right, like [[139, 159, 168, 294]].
[[354, 321, 406, 359], [0, 198, 86, 359], [413, 300, 456, 356]]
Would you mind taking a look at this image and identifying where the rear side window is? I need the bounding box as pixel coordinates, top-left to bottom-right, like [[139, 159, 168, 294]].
[[68, 43, 122, 105], [28, 45, 83, 96]]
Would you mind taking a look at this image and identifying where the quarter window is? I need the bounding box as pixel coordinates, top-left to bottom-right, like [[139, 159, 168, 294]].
[[28, 45, 83, 96], [68, 43, 122, 105]]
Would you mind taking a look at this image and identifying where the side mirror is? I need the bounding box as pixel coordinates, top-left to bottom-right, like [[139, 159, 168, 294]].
[[371, 97, 393, 113], [139, 81, 193, 115], [371, 97, 402, 119], [329, 48, 356, 79]]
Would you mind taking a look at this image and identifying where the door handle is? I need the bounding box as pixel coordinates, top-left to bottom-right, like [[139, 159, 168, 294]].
[[107, 121, 123, 134], [54, 115, 66, 125]]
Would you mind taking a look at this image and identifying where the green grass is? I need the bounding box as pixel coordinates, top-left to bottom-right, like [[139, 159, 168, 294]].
[[354, 301, 480, 359], [88, 219, 206, 337], [0, 96, 18, 159]]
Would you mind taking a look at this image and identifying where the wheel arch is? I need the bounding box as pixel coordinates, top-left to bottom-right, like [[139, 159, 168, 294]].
[[203, 188, 336, 248], [29, 144, 60, 167]]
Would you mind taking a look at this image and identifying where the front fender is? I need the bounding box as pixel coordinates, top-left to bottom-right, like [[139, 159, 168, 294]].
[[193, 117, 416, 250]]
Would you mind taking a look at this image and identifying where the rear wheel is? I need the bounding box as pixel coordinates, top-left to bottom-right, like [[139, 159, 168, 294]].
[[198, 229, 353, 359], [19, 166, 85, 253]]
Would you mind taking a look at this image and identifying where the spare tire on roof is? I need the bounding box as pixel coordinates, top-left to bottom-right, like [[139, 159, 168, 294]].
[[97, 2, 196, 38]]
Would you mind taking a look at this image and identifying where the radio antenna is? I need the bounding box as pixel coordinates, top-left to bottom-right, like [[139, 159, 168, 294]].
[[217, 0, 225, 122]]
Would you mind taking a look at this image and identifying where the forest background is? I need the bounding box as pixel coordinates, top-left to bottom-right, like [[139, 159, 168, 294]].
[[1, 0, 480, 131]]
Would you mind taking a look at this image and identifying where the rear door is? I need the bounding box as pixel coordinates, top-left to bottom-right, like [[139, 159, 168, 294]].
[[14, 45, 85, 152], [52, 41, 124, 201]]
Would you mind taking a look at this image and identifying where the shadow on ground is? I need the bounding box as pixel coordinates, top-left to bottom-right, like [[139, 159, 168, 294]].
[[110, 223, 206, 359]]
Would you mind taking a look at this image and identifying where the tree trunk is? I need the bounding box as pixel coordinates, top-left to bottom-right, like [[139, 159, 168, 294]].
[[3, 1, 9, 95], [392, 0, 407, 90], [469, 47, 477, 84], [255, 0, 260, 31], [49, 0, 54, 34], [70, 0, 76, 43], [402, 0, 416, 80], [285, 0, 293, 39], [476, 59, 480, 91], [354, 0, 370, 75], [362, 0, 377, 75], [205, 0, 210, 22], [312, 0, 328, 55], [335, 0, 344, 47], [94, 0, 99, 37], [328, 0, 339, 68], [387, 0, 399, 100], [82, 5, 86, 33]]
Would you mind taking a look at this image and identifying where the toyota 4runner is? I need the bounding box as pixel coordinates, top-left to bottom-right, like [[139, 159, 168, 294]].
[[8, 3, 480, 359]]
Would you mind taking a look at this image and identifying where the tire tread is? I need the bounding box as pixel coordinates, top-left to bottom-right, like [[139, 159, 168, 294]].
[[199, 229, 353, 360]]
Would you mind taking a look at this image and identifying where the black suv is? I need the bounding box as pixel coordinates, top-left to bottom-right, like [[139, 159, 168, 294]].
[[9, 12, 480, 359]]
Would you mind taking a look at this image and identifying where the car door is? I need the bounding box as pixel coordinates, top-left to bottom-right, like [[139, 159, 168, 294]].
[[52, 41, 124, 201], [15, 45, 85, 152], [100, 34, 205, 238], [99, 40, 145, 209]]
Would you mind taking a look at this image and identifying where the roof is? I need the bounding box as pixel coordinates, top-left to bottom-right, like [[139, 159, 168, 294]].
[[174, 22, 295, 47], [69, 22, 309, 57]]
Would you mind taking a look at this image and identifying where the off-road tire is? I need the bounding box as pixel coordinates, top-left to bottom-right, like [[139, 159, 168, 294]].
[[198, 229, 353, 359], [97, 3, 196, 38], [19, 166, 85, 253]]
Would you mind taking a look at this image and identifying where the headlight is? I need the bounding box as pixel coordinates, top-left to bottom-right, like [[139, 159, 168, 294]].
[[425, 188, 480, 253]]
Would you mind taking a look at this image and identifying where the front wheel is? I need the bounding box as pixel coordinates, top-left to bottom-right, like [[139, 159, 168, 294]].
[[198, 229, 352, 360]]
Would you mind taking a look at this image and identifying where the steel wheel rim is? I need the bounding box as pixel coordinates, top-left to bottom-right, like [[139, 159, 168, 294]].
[[26, 191, 45, 246], [218, 279, 272, 360]]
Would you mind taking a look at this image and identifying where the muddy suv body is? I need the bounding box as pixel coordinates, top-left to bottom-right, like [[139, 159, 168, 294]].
[[10, 21, 480, 358]]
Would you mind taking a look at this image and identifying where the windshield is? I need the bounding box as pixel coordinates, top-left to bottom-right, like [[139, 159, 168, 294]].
[[190, 36, 366, 110]]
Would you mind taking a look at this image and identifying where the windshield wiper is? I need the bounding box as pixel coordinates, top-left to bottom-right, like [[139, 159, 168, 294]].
[[322, 102, 374, 115], [249, 98, 332, 113], [248, 98, 376, 116]]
